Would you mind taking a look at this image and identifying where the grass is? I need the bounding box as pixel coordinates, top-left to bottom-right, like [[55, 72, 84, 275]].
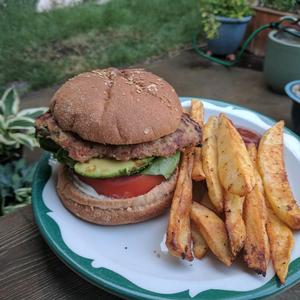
[[0, 0, 201, 90]]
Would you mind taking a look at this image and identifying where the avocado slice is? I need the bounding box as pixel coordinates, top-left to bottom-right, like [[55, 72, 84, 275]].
[[74, 157, 154, 178]]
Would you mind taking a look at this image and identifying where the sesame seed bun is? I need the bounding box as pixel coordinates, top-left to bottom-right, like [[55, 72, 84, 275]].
[[57, 165, 178, 225], [50, 68, 182, 145]]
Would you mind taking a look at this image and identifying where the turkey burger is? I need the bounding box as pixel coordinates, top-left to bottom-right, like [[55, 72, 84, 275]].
[[35, 68, 201, 225]]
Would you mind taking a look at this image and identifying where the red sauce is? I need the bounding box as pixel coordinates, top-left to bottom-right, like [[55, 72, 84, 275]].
[[236, 127, 261, 147]]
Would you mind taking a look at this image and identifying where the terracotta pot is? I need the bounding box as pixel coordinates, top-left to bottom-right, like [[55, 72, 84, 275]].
[[246, 6, 294, 57]]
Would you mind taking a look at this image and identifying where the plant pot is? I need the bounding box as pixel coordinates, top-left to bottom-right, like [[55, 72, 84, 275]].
[[264, 30, 300, 93], [285, 81, 300, 135], [245, 6, 294, 57], [207, 16, 252, 55]]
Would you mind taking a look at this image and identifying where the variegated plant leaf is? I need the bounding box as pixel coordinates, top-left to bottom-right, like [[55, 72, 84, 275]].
[[6, 116, 35, 129], [9, 132, 37, 149], [0, 114, 6, 130], [12, 88, 20, 115], [0, 87, 16, 116], [0, 134, 18, 146], [17, 107, 48, 118]]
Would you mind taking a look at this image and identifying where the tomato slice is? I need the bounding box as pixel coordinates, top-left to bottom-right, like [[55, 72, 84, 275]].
[[77, 174, 165, 199]]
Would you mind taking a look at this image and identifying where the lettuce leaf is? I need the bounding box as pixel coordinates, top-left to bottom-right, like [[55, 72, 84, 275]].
[[141, 151, 180, 179]]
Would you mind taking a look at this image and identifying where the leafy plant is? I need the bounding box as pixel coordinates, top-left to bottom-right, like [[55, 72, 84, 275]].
[[258, 0, 299, 12], [0, 159, 36, 216], [0, 86, 47, 161], [199, 0, 253, 39]]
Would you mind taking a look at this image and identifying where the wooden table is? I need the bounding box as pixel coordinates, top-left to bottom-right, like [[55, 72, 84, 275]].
[[0, 205, 299, 299], [0, 206, 121, 299]]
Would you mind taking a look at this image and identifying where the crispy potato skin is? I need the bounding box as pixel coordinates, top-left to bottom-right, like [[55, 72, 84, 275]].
[[258, 121, 300, 229], [267, 207, 294, 284], [202, 116, 224, 213], [166, 149, 194, 261], [217, 114, 255, 196], [190, 100, 205, 182], [244, 185, 270, 276], [192, 147, 206, 181], [191, 99, 204, 128], [191, 202, 233, 266], [224, 192, 246, 257], [191, 221, 208, 259], [244, 144, 270, 276]]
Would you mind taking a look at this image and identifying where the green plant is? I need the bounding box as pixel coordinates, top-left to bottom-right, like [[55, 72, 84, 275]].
[[199, 0, 253, 39], [0, 86, 47, 161], [259, 0, 299, 12], [0, 159, 36, 216]]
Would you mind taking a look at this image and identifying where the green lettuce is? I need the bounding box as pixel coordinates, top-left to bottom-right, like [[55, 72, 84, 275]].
[[141, 151, 180, 179]]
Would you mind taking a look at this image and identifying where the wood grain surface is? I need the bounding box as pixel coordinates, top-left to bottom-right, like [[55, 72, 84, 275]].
[[0, 206, 122, 300], [0, 205, 299, 299]]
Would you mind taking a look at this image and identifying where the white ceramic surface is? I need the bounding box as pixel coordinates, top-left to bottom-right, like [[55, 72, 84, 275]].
[[42, 100, 300, 297]]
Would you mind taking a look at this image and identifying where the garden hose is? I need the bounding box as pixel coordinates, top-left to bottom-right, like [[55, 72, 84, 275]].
[[192, 16, 300, 67]]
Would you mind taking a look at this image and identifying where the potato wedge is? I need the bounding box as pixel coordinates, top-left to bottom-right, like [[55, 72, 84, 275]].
[[267, 206, 294, 284], [191, 202, 234, 266], [202, 116, 224, 213], [244, 185, 270, 276], [224, 192, 246, 257], [244, 145, 270, 276], [200, 189, 219, 215], [191, 221, 208, 259], [246, 143, 264, 195], [217, 114, 255, 196], [191, 99, 204, 128], [192, 147, 206, 181], [258, 121, 300, 229], [166, 149, 194, 261]]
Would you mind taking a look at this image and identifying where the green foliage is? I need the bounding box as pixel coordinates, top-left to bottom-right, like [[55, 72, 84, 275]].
[[0, 0, 200, 90], [199, 0, 253, 39], [0, 159, 36, 216], [259, 0, 299, 12], [0, 87, 47, 159]]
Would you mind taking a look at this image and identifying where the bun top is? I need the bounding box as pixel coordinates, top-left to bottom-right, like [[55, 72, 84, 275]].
[[50, 68, 182, 145]]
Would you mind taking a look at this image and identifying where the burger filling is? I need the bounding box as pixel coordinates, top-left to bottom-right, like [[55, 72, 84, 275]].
[[36, 112, 201, 199]]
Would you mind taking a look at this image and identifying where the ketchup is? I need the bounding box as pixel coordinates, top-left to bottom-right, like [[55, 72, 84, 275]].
[[236, 127, 261, 147]]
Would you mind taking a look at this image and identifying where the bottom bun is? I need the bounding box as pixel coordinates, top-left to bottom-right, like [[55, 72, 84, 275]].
[[57, 165, 178, 225]]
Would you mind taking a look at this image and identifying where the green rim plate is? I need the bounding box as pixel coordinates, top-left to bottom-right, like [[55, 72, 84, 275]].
[[32, 97, 300, 300]]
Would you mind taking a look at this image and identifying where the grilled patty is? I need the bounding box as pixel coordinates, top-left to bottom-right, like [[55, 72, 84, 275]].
[[36, 112, 201, 162]]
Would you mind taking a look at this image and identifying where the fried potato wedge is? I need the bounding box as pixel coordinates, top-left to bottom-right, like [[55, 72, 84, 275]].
[[217, 114, 255, 196], [191, 221, 208, 259], [191, 99, 204, 128], [246, 143, 264, 195], [202, 116, 224, 213], [244, 185, 270, 276], [192, 147, 206, 181], [200, 189, 220, 215], [258, 121, 300, 229], [244, 145, 270, 276], [224, 192, 246, 257], [166, 149, 194, 261], [267, 206, 294, 284], [191, 202, 234, 266]]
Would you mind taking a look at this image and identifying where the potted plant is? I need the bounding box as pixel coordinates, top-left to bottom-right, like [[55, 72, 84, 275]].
[[246, 0, 299, 56], [0, 87, 47, 164], [199, 0, 253, 57], [0, 86, 47, 215], [264, 20, 300, 93]]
